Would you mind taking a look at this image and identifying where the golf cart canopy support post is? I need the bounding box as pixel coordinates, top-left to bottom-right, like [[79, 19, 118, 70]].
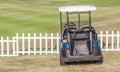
[[66, 12, 69, 29], [78, 12, 80, 29], [60, 12, 63, 40], [89, 11, 92, 29]]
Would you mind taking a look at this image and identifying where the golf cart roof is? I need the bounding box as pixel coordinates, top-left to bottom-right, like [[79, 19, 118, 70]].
[[59, 5, 96, 12]]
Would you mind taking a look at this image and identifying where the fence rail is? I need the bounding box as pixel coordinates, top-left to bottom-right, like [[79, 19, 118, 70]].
[[0, 31, 120, 57]]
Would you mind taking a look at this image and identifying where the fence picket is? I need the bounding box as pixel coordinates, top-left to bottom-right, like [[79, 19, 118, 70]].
[[22, 33, 25, 55], [28, 33, 30, 55], [34, 33, 36, 55], [13, 37, 15, 55], [100, 31, 103, 50], [106, 31, 109, 52], [51, 33, 53, 54], [16, 33, 19, 56], [1, 36, 3, 57], [39, 33, 42, 54], [57, 33, 59, 54], [111, 31, 114, 50], [45, 33, 48, 54], [7, 36, 9, 55], [117, 31, 120, 50]]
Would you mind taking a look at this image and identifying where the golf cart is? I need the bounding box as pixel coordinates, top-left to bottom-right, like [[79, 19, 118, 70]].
[[59, 5, 103, 66]]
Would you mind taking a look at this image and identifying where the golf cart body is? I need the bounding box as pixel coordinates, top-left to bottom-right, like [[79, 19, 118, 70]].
[[59, 5, 103, 65]]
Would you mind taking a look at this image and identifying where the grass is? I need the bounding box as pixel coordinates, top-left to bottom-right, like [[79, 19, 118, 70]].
[[0, 0, 120, 72], [0, 52, 120, 72], [0, 0, 119, 36]]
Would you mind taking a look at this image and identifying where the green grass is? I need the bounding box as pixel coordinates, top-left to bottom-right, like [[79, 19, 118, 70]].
[[0, 0, 120, 36]]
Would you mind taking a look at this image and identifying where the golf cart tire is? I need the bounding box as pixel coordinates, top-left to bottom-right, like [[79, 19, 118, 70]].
[[95, 60, 103, 64], [60, 54, 67, 66]]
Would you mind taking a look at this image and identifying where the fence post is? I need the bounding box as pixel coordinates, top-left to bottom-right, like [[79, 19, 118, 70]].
[[106, 31, 109, 51], [117, 31, 120, 50], [51, 33, 53, 54], [39, 33, 42, 55], [28, 33, 30, 55], [34, 33, 36, 55], [22, 33, 25, 55]]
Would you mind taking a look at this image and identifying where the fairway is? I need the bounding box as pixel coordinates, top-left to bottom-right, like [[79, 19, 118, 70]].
[[0, 52, 120, 72], [0, 0, 120, 36]]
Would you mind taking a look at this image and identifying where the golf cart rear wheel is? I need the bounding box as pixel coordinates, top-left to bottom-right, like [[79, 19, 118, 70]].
[[95, 60, 103, 64], [60, 54, 67, 66]]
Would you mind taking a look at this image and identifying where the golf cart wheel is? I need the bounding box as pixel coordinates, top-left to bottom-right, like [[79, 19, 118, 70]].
[[95, 60, 103, 64], [60, 54, 67, 66]]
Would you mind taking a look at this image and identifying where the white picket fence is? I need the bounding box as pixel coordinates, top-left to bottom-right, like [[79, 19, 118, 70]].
[[98, 31, 120, 51], [0, 33, 60, 57], [0, 31, 120, 57]]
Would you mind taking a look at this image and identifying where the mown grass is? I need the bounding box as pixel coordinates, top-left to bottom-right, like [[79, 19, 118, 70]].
[[0, 0, 119, 36], [0, 52, 120, 72]]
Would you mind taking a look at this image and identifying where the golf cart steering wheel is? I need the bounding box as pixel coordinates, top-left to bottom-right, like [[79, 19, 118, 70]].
[[64, 22, 76, 29]]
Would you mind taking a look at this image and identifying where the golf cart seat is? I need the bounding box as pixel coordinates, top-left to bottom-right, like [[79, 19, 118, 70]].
[[81, 26, 95, 32], [71, 30, 90, 55], [63, 23, 77, 39], [81, 26, 97, 39]]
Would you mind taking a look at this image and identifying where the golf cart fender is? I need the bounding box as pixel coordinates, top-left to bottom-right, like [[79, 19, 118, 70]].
[[93, 40, 102, 56]]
